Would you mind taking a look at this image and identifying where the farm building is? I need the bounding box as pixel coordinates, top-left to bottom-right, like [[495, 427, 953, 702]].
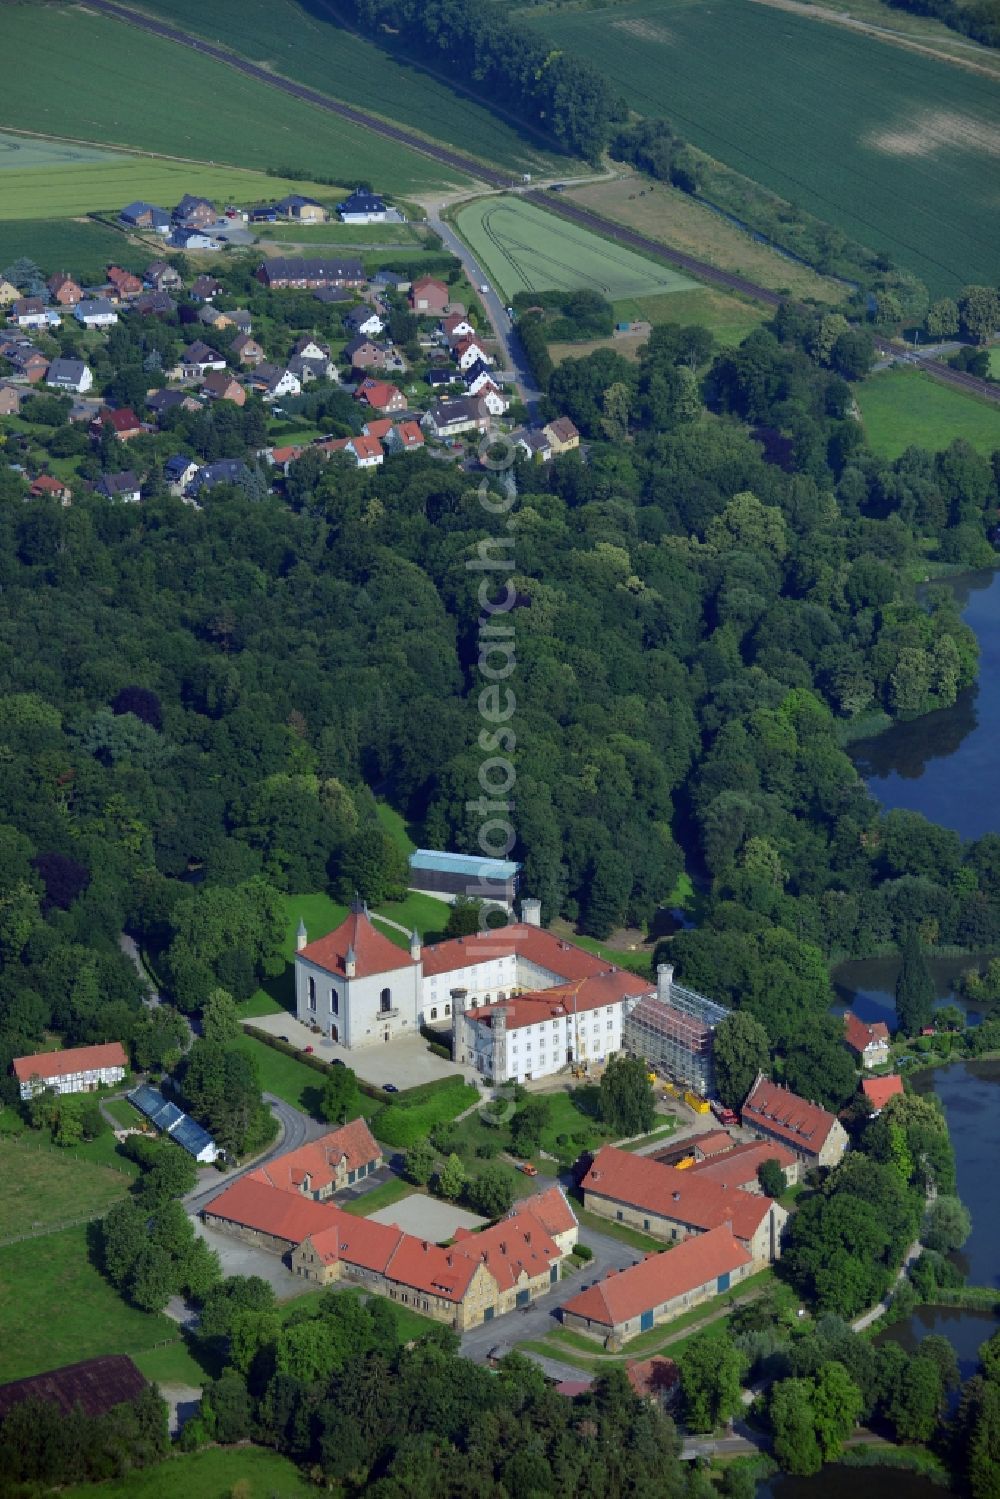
[[408, 849, 520, 907], [0, 1356, 147, 1421], [12, 1042, 127, 1100], [560, 1225, 753, 1346], [128, 1084, 219, 1162], [251, 1119, 382, 1198], [742, 1073, 849, 1167]]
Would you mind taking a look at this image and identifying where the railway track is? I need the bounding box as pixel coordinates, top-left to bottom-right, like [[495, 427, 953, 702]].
[[890, 342, 1000, 404]]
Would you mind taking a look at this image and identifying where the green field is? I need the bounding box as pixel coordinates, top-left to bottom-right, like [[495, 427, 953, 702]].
[[857, 368, 1000, 458], [262, 221, 422, 246], [0, 1224, 176, 1381], [454, 195, 695, 301], [990, 348, 1000, 378], [64, 1447, 313, 1499], [0, 217, 153, 278], [524, 0, 1000, 294], [0, 1139, 130, 1243], [0, 4, 454, 194]]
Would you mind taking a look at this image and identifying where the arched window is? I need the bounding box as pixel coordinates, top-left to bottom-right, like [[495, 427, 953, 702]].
[[307, 976, 316, 1010], [430, 1007, 438, 1020], [330, 986, 339, 1016], [380, 987, 392, 1013]]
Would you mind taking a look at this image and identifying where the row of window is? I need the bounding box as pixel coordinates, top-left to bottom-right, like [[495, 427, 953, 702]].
[[306, 977, 395, 1015]]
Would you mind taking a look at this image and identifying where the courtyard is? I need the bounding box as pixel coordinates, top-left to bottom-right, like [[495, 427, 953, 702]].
[[366, 1194, 486, 1242], [245, 1011, 472, 1090]]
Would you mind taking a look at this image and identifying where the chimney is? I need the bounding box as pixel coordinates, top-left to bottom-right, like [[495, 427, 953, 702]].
[[296, 917, 308, 952], [657, 962, 674, 1003], [410, 927, 421, 961], [520, 897, 541, 928], [345, 943, 357, 980]]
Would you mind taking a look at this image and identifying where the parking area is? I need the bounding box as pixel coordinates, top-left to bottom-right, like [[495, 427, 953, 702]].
[[192, 1218, 312, 1301], [245, 1012, 477, 1091], [366, 1195, 486, 1242]]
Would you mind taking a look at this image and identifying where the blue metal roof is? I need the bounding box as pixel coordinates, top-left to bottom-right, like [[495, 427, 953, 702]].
[[170, 1116, 215, 1158], [409, 849, 520, 879], [128, 1085, 216, 1158]]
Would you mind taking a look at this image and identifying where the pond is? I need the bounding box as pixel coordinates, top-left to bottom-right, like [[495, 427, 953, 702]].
[[757, 1468, 947, 1499], [832, 954, 986, 1031], [878, 1303, 999, 1385], [912, 1059, 1000, 1288], [849, 569, 1000, 842]]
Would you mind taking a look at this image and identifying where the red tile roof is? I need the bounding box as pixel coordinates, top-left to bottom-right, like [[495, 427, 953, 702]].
[[298, 907, 415, 980], [250, 1119, 381, 1194], [384, 1234, 482, 1301], [843, 1012, 890, 1055], [685, 1139, 797, 1191], [513, 1184, 577, 1239], [561, 1225, 752, 1329], [742, 1075, 840, 1156], [467, 972, 649, 1033], [308, 1213, 404, 1273], [861, 1074, 904, 1110], [204, 1176, 335, 1244], [362, 417, 394, 440], [393, 420, 424, 447], [355, 378, 402, 409], [271, 445, 304, 465], [422, 922, 640, 982], [28, 475, 70, 497], [95, 406, 142, 434], [349, 435, 383, 462], [626, 1357, 679, 1400], [452, 1209, 561, 1292], [412, 276, 448, 294], [582, 1147, 773, 1243], [12, 1042, 127, 1082], [692, 1130, 736, 1159]]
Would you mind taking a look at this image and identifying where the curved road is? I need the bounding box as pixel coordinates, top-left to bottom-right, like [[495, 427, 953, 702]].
[[183, 1092, 329, 1214]]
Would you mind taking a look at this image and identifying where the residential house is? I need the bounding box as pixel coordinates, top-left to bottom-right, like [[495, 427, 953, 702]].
[[476, 383, 508, 417], [135, 290, 176, 317], [187, 459, 250, 497], [252, 1119, 382, 1197], [313, 286, 352, 305], [344, 306, 384, 338], [247, 204, 279, 223], [361, 418, 394, 442], [176, 341, 227, 378], [198, 304, 233, 330], [266, 444, 305, 476], [201, 369, 246, 405], [28, 475, 72, 504], [164, 455, 200, 495], [147, 388, 200, 418], [74, 299, 118, 329], [47, 273, 82, 307], [144, 261, 182, 292], [346, 434, 384, 469], [337, 189, 388, 224], [354, 378, 405, 414], [409, 277, 449, 315], [383, 420, 425, 455], [426, 367, 457, 390], [422, 397, 491, 440], [372, 270, 410, 293], [231, 332, 265, 367], [287, 353, 335, 386], [292, 336, 331, 362], [544, 416, 580, 455], [97, 470, 142, 503], [345, 335, 383, 371], [452, 336, 492, 372], [9, 298, 54, 329], [276, 194, 327, 223], [91, 407, 144, 442], [170, 228, 220, 251], [250, 363, 301, 403], [119, 200, 170, 232], [741, 1073, 849, 1168], [843, 1012, 891, 1069], [0, 382, 22, 415], [7, 347, 48, 383], [12, 1042, 127, 1100], [229, 309, 253, 334], [190, 275, 222, 302], [106, 266, 142, 300], [514, 428, 552, 463], [560, 1224, 754, 1346], [127, 1084, 218, 1162], [861, 1074, 904, 1114], [464, 358, 497, 396], [0, 279, 21, 306], [257, 257, 365, 290], [45, 358, 93, 394], [173, 194, 216, 227], [442, 312, 475, 341]]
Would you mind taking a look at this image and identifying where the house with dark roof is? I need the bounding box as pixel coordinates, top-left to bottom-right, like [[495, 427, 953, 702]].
[[344, 306, 384, 338], [119, 201, 170, 232], [337, 189, 388, 223], [164, 455, 200, 495], [187, 459, 250, 496], [742, 1073, 849, 1168], [45, 358, 93, 394], [201, 369, 246, 405], [128, 1084, 218, 1161], [276, 193, 327, 223], [190, 274, 222, 302], [231, 332, 265, 367], [135, 290, 176, 318], [144, 260, 182, 292], [97, 470, 141, 503], [560, 1225, 753, 1346], [74, 298, 118, 328], [843, 1012, 890, 1069], [173, 194, 216, 227], [258, 257, 365, 290], [422, 397, 491, 440]]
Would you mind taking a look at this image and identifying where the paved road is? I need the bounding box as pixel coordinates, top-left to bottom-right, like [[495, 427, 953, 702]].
[[430, 213, 543, 415], [183, 1093, 329, 1214], [119, 931, 195, 1047]]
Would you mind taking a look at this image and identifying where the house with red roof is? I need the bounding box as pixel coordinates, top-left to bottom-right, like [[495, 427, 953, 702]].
[[684, 1138, 801, 1191], [843, 1012, 891, 1069], [346, 434, 384, 469], [409, 276, 449, 315], [580, 1146, 787, 1264], [861, 1073, 904, 1114], [354, 378, 405, 414], [249, 1119, 381, 1198], [28, 474, 73, 505], [90, 407, 144, 442], [12, 1042, 127, 1100], [742, 1073, 849, 1168], [384, 420, 425, 455], [560, 1224, 753, 1346]]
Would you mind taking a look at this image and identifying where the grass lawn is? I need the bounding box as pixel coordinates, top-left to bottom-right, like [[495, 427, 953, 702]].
[[104, 1097, 143, 1129], [614, 287, 768, 346], [571, 1201, 665, 1254], [0, 1139, 130, 1242], [62, 1447, 313, 1499], [453, 195, 696, 303], [989, 347, 1000, 378], [857, 368, 1000, 458], [131, 1338, 213, 1388], [0, 1225, 176, 1382], [376, 801, 418, 859], [232, 1033, 330, 1119], [341, 1177, 416, 1217], [263, 222, 423, 246], [616, 1121, 677, 1152]]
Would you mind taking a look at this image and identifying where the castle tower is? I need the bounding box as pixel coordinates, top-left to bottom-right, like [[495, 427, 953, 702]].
[[296, 917, 308, 953], [491, 1006, 508, 1082], [657, 962, 674, 1003], [451, 986, 469, 1063], [520, 896, 541, 927], [410, 928, 422, 961]]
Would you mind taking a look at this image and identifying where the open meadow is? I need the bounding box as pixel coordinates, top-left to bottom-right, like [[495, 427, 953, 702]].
[[856, 368, 1000, 458], [0, 1139, 130, 1244], [523, 0, 1000, 294], [454, 195, 695, 302], [140, 0, 565, 176], [63, 1448, 315, 1499], [0, 3, 456, 193]]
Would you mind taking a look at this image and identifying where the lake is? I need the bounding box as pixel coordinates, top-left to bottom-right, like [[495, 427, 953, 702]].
[[758, 1468, 946, 1499], [832, 954, 985, 1032], [849, 569, 1000, 842], [912, 1059, 1000, 1288]]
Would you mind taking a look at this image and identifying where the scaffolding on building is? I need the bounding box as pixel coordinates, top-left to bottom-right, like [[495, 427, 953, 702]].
[[622, 980, 729, 1098]]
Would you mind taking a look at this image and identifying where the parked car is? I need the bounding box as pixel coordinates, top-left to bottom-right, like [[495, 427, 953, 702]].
[[331, 1058, 345, 1067], [383, 1082, 399, 1093], [518, 1162, 538, 1177]]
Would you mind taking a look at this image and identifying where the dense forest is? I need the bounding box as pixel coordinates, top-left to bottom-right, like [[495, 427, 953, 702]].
[[883, 0, 1000, 47]]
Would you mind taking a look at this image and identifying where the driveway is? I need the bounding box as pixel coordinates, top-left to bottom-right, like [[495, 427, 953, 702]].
[[192, 1217, 320, 1300]]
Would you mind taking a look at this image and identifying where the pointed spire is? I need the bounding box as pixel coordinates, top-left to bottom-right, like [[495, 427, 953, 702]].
[[296, 916, 307, 952]]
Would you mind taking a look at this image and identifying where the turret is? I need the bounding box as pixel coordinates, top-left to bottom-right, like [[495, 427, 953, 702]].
[[345, 943, 357, 980], [410, 927, 422, 961], [657, 962, 674, 1003], [296, 917, 308, 953], [451, 986, 469, 1063], [520, 896, 541, 928]]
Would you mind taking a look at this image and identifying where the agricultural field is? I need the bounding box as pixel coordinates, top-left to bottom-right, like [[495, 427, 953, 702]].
[[0, 131, 344, 222], [745, 0, 1000, 77], [0, 4, 455, 193], [0, 217, 151, 279], [453, 195, 695, 302], [0, 1224, 176, 1382], [856, 368, 1000, 458], [524, 0, 1000, 294], [0, 1139, 130, 1243], [140, 0, 566, 176], [567, 174, 845, 303], [989, 348, 1000, 378]]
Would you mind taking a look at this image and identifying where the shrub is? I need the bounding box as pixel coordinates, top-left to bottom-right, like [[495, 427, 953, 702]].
[[575, 1243, 594, 1263], [476, 1141, 499, 1159]]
